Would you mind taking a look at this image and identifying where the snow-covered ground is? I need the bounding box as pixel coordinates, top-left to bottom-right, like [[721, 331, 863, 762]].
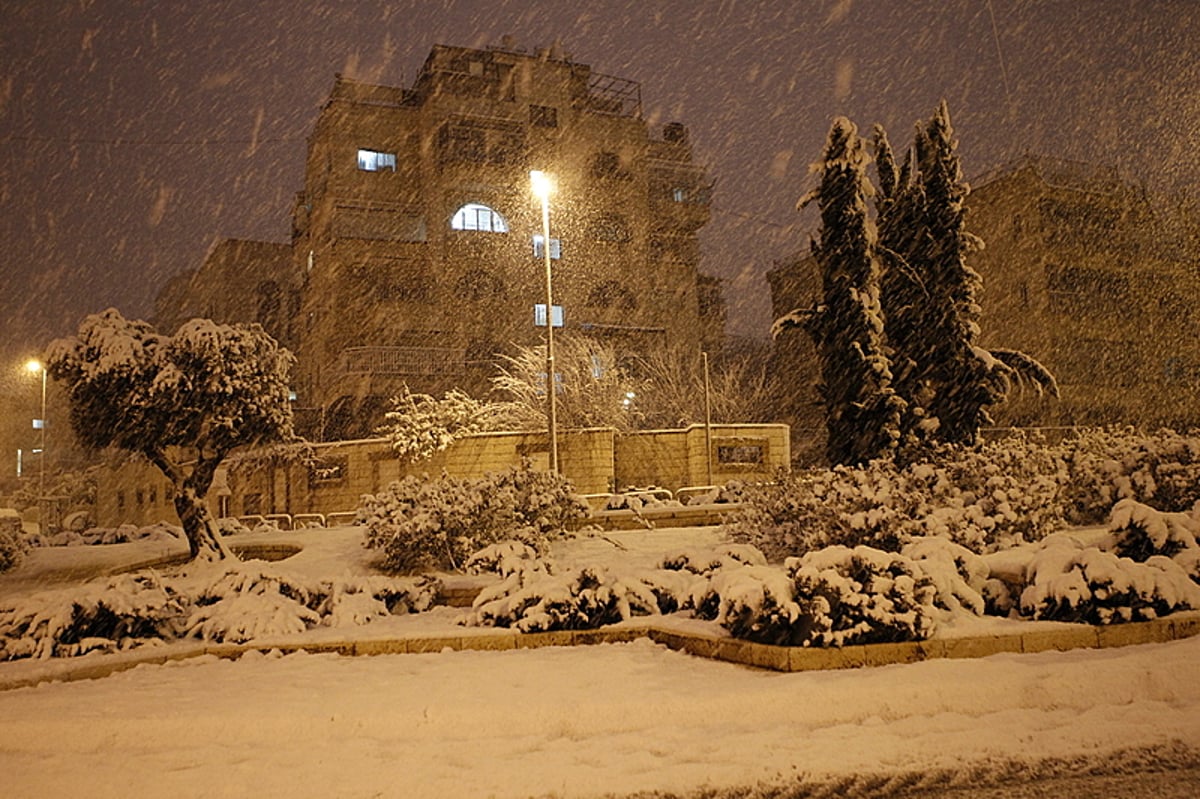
[[2, 525, 1199, 797], [1, 634, 1198, 797]]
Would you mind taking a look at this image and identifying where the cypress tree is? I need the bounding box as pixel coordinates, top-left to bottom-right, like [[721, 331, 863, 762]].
[[912, 101, 1006, 445], [803, 118, 905, 466]]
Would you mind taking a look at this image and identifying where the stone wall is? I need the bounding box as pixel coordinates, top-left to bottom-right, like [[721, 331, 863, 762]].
[[92, 423, 787, 528]]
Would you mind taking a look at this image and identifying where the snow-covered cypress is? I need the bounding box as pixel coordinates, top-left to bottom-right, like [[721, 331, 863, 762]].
[[802, 118, 905, 466], [910, 102, 1007, 445], [45, 309, 296, 562], [873, 124, 936, 447]]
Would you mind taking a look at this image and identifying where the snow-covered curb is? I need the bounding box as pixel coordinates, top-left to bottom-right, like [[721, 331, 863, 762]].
[[5, 607, 1198, 692]]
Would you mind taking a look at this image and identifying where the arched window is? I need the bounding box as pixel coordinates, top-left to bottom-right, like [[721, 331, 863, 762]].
[[450, 203, 509, 233], [456, 270, 506, 301]]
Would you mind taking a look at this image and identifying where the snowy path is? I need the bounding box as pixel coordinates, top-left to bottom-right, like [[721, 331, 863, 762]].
[[2, 634, 1199, 798]]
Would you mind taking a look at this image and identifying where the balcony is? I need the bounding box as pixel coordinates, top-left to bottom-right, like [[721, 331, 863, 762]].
[[340, 346, 465, 377]]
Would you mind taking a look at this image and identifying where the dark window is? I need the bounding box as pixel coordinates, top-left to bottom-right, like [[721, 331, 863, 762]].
[[116, 491, 125, 511], [589, 213, 631, 243], [530, 105, 557, 128], [243, 493, 262, 515], [587, 280, 637, 310], [456, 270, 506, 301], [136, 489, 144, 507]]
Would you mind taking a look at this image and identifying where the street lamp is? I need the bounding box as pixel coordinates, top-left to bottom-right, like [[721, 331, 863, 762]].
[[24, 359, 47, 509], [530, 169, 559, 474]]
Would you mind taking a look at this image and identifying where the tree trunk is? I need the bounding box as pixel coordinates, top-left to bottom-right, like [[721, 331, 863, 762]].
[[174, 486, 234, 561]]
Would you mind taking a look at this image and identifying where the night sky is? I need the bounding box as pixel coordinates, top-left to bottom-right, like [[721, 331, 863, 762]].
[[2, 0, 1197, 358]]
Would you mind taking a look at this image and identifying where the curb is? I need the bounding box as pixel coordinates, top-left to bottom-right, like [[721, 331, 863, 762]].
[[3, 612, 1199, 692]]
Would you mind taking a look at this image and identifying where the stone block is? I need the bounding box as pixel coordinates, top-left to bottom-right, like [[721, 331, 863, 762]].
[[1096, 619, 1173, 649], [861, 640, 927, 667], [787, 644, 867, 672], [353, 638, 409, 656], [513, 631, 574, 650], [1170, 613, 1200, 641], [575, 627, 644, 647], [741, 640, 791, 671], [1020, 626, 1099, 654], [406, 636, 465, 654], [457, 634, 517, 652], [645, 629, 689, 653], [941, 634, 1023, 660]]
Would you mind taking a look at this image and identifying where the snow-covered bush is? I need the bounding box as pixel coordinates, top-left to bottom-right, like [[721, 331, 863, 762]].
[[0, 563, 439, 660], [691, 565, 806, 646], [0, 509, 28, 573], [785, 546, 938, 646], [1017, 537, 1200, 624], [360, 462, 587, 573], [901, 537, 988, 616], [0, 572, 186, 660], [30, 522, 183, 548], [727, 436, 1065, 559], [659, 543, 768, 576], [463, 564, 668, 632], [1104, 498, 1199, 563], [379, 385, 495, 464], [1061, 428, 1200, 524]]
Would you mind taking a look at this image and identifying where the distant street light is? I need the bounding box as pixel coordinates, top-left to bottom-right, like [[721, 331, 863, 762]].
[[25, 359, 47, 510], [531, 169, 559, 474]]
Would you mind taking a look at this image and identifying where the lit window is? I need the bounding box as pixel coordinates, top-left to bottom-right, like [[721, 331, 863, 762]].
[[451, 203, 509, 233], [672, 187, 686, 202], [532, 235, 562, 259], [357, 149, 397, 172]]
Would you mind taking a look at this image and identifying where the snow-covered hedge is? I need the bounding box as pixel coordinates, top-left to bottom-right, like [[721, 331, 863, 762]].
[[359, 463, 588, 573], [0, 563, 439, 661], [462, 540, 942, 646], [0, 509, 28, 573], [726, 436, 1066, 558], [1061, 428, 1200, 524], [990, 500, 1200, 624], [28, 522, 183, 548]]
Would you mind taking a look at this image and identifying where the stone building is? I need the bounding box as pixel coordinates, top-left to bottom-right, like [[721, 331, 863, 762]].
[[156, 43, 722, 441], [768, 155, 1200, 457]]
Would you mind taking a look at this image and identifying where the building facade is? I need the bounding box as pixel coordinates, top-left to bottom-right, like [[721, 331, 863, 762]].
[[768, 156, 1200, 453], [157, 43, 722, 441]]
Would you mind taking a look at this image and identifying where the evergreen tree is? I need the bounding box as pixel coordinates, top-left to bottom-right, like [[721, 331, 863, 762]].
[[802, 118, 905, 466], [911, 101, 1007, 445], [872, 124, 936, 446]]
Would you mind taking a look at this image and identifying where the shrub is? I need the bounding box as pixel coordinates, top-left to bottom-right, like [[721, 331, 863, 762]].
[[691, 565, 806, 646], [359, 462, 588, 573], [0, 563, 440, 660], [0, 510, 28, 573], [726, 435, 1066, 559], [1017, 537, 1200, 624], [1104, 498, 1199, 562], [1061, 428, 1200, 524], [785, 546, 939, 646]]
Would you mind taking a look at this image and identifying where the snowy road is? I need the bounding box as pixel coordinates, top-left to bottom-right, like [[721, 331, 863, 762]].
[[2, 634, 1199, 798]]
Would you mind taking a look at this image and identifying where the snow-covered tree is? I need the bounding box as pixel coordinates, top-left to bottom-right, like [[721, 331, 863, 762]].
[[800, 117, 905, 466], [46, 309, 295, 561], [491, 336, 642, 432], [378, 385, 527, 463], [634, 343, 777, 428], [873, 105, 1056, 448], [910, 101, 1007, 445]]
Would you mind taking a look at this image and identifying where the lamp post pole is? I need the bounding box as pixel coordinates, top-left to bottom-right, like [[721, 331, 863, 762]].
[[531, 170, 559, 474], [25, 359, 47, 512]]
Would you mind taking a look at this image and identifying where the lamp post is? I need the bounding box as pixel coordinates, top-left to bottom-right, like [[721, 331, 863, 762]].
[[530, 169, 559, 474], [25, 359, 47, 509]]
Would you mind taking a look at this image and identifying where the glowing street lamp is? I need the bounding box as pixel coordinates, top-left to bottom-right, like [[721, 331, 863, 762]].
[[25, 359, 47, 507], [530, 169, 558, 474]]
